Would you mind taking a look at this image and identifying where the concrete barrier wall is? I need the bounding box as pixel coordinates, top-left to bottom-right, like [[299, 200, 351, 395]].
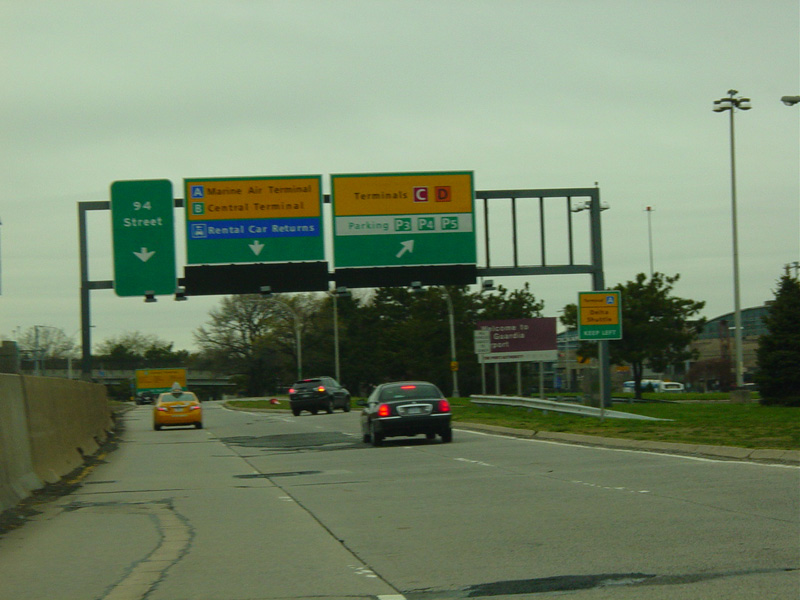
[[0, 375, 40, 512], [0, 374, 110, 513]]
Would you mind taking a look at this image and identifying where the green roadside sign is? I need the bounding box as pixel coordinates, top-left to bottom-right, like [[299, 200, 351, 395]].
[[110, 180, 176, 297], [184, 175, 324, 265], [331, 171, 476, 268], [578, 290, 623, 340]]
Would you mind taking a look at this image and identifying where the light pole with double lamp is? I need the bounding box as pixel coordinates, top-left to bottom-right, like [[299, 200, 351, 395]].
[[410, 282, 459, 398], [260, 288, 302, 381], [713, 90, 751, 391]]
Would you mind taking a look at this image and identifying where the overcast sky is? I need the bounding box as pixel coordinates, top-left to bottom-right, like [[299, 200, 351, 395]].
[[2, 0, 798, 354]]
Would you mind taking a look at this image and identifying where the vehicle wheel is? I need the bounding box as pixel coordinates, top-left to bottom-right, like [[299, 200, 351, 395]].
[[153, 424, 161, 431], [310, 408, 318, 415], [292, 407, 301, 417], [426, 432, 436, 440], [326, 399, 334, 414], [362, 431, 371, 443], [441, 428, 453, 443], [370, 423, 384, 447], [195, 422, 203, 429], [343, 398, 351, 412]]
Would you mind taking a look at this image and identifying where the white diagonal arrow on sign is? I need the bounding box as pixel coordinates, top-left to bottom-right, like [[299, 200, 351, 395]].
[[133, 248, 156, 262], [249, 240, 265, 256], [396, 240, 414, 258]]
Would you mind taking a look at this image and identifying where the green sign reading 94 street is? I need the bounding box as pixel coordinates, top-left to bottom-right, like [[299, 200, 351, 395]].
[[110, 179, 176, 297]]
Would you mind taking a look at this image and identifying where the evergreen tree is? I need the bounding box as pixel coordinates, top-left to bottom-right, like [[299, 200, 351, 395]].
[[561, 273, 705, 399], [756, 274, 800, 406]]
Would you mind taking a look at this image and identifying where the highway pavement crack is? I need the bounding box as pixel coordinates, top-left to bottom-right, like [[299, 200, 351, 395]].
[[62, 499, 195, 600]]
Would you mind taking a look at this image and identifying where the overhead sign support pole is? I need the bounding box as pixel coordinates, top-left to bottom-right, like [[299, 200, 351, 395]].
[[588, 187, 612, 409], [78, 201, 112, 379]]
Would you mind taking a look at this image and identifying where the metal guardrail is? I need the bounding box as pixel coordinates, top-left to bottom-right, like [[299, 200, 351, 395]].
[[470, 395, 670, 421]]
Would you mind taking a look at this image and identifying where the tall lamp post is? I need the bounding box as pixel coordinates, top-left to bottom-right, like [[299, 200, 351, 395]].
[[411, 282, 459, 398], [326, 286, 351, 383], [713, 89, 751, 390], [645, 206, 655, 278], [441, 287, 458, 398], [260, 288, 302, 381]]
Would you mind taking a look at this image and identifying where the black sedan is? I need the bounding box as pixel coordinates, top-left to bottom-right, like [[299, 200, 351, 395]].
[[360, 381, 452, 446], [288, 377, 351, 416]]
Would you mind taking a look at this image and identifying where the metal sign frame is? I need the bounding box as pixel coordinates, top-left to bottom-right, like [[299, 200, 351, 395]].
[[79, 185, 610, 404]]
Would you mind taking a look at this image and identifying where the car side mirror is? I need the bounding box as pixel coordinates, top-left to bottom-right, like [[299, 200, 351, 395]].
[[356, 399, 368, 407]]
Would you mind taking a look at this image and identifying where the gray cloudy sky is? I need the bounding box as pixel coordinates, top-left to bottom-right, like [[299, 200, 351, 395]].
[[2, 0, 798, 353]]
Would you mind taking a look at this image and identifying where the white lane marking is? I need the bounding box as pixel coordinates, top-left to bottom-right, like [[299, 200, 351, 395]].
[[454, 457, 493, 467], [570, 480, 651, 494], [349, 565, 379, 579], [456, 428, 799, 469]]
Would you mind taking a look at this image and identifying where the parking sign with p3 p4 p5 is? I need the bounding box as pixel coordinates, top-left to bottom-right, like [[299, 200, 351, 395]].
[[331, 171, 476, 268]]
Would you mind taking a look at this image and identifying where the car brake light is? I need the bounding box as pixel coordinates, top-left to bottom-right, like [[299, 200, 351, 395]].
[[377, 403, 391, 417], [316, 386, 326, 392], [400, 385, 416, 390], [288, 388, 296, 394], [438, 399, 451, 413], [156, 406, 167, 412], [190, 405, 201, 410]]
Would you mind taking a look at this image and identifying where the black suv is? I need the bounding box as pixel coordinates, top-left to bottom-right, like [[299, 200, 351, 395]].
[[289, 377, 351, 416], [135, 391, 155, 405]]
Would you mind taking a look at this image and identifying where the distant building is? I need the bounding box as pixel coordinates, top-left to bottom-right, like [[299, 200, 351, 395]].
[[690, 304, 769, 386], [556, 303, 771, 392]]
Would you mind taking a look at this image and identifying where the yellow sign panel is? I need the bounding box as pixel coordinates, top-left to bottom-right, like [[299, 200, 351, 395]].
[[579, 292, 621, 325], [136, 368, 187, 392], [186, 176, 321, 221], [332, 172, 473, 216]]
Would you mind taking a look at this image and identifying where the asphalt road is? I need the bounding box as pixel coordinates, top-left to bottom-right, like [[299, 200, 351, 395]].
[[0, 401, 797, 600]]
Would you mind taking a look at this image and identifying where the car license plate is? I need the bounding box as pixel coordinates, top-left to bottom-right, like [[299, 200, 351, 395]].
[[172, 408, 184, 412]]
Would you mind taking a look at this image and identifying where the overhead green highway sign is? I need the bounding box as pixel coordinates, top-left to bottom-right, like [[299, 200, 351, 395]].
[[184, 175, 324, 265], [110, 179, 176, 297], [331, 171, 476, 268]]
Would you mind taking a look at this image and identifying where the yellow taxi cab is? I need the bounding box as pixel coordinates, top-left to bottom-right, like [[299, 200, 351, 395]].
[[153, 384, 203, 430]]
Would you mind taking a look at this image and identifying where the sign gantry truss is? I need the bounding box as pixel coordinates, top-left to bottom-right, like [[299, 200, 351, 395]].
[[79, 185, 609, 404]]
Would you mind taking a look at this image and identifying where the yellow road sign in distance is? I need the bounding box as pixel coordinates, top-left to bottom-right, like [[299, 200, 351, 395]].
[[136, 368, 187, 393], [578, 291, 622, 340]]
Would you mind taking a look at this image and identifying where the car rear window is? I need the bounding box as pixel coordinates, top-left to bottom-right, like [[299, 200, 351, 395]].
[[293, 379, 323, 390], [380, 384, 441, 401], [158, 392, 197, 403]]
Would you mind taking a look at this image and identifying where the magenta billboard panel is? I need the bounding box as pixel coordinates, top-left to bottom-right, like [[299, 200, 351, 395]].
[[476, 318, 557, 363]]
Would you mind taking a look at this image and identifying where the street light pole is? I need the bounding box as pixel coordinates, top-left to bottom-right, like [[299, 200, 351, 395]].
[[262, 293, 302, 381], [326, 286, 350, 384], [645, 206, 655, 278], [440, 287, 459, 398], [410, 282, 459, 398], [713, 90, 751, 390]]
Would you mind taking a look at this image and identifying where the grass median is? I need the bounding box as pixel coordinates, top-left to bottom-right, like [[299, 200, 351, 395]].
[[449, 397, 799, 450], [228, 396, 799, 450]]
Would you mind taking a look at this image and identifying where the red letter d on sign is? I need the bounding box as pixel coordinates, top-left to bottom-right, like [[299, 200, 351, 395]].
[[435, 186, 451, 202]]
